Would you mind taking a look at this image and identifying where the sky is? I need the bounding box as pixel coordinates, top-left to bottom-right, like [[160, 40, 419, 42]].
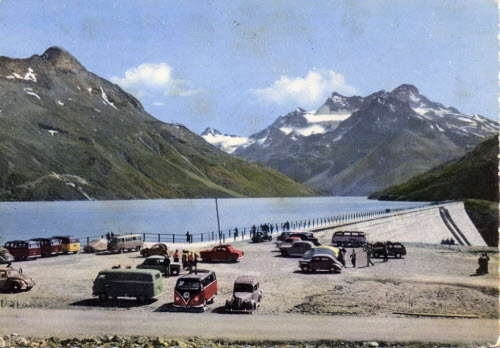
[[0, 0, 498, 136]]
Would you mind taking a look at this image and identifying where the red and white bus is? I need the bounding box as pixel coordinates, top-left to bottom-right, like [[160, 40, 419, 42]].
[[4, 240, 42, 260], [174, 270, 217, 310]]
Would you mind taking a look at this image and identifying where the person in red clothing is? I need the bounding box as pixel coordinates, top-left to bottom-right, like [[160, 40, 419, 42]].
[[173, 250, 180, 263], [187, 252, 194, 273]]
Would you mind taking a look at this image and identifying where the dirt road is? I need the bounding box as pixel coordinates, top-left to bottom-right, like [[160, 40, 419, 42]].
[[1, 308, 498, 345]]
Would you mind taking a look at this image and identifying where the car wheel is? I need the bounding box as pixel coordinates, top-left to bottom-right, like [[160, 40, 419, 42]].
[[119, 248, 125, 254], [99, 293, 109, 302], [10, 282, 21, 292], [73, 251, 78, 254], [207, 297, 214, 304], [63, 251, 68, 255], [281, 250, 288, 257], [395, 253, 401, 259], [137, 295, 146, 304], [171, 268, 179, 276], [135, 246, 141, 251]]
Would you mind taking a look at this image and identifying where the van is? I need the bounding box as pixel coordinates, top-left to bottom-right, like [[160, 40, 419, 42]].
[[174, 270, 217, 310], [53, 236, 80, 254], [92, 269, 163, 303], [331, 231, 367, 247], [107, 234, 143, 253], [4, 240, 42, 260], [30, 238, 62, 257]]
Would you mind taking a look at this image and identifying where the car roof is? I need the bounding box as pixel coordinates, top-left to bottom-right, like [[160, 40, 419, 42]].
[[234, 276, 258, 286], [178, 269, 213, 280], [100, 269, 160, 275], [292, 240, 314, 246], [311, 253, 335, 259]]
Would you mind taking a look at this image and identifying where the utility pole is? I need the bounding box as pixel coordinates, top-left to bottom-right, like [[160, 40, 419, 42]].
[[215, 197, 222, 244]]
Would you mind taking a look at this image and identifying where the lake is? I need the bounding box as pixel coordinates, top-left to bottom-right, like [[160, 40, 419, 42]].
[[0, 197, 428, 244]]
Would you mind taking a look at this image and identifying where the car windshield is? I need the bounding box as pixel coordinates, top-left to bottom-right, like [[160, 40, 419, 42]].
[[234, 283, 253, 293], [176, 279, 201, 291], [303, 250, 313, 260]]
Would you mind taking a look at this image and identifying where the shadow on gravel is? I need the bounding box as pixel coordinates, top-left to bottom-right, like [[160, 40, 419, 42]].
[[292, 270, 341, 275], [70, 298, 156, 308], [154, 302, 204, 313]]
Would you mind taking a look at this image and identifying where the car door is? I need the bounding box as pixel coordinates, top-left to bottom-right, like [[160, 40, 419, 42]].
[[0, 270, 8, 290]]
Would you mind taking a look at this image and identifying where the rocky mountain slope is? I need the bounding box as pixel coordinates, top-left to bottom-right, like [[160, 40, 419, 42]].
[[210, 84, 497, 195], [369, 136, 499, 202], [0, 47, 316, 201]]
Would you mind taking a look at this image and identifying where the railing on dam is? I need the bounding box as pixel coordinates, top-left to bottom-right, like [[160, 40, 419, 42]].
[[79, 205, 421, 247]]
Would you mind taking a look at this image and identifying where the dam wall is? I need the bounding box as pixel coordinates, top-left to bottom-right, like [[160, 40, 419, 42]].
[[311, 202, 487, 247]]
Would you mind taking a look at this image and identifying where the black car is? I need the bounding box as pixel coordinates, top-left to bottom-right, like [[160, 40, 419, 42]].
[[276, 232, 294, 242], [371, 241, 406, 259], [252, 231, 272, 243]]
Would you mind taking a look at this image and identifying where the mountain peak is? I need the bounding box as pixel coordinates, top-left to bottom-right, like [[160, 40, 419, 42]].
[[201, 127, 222, 136], [40, 46, 85, 73], [391, 84, 419, 96]]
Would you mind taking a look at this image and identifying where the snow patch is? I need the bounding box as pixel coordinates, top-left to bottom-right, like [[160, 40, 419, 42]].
[[304, 110, 352, 123], [48, 130, 58, 136], [100, 86, 117, 109], [24, 88, 40, 99], [57, 100, 64, 106], [24, 68, 37, 82], [88, 88, 92, 93], [12, 72, 23, 79], [436, 124, 445, 132], [94, 108, 101, 113], [409, 92, 420, 103]]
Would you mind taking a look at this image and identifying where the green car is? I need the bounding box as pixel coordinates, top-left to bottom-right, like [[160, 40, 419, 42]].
[[93, 269, 163, 303]]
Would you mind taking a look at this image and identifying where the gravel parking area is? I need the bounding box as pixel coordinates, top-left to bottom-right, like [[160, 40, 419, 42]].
[[1, 233, 498, 318]]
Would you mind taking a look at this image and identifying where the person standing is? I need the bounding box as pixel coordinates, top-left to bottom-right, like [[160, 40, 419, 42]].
[[234, 227, 238, 241], [366, 248, 374, 267], [186, 231, 190, 243], [187, 252, 194, 274], [173, 249, 180, 263], [383, 244, 389, 262], [338, 248, 346, 268], [350, 249, 357, 268], [194, 253, 199, 272], [181, 251, 187, 270]]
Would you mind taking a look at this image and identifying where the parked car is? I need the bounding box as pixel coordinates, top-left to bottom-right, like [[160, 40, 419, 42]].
[[52, 236, 80, 254], [4, 240, 41, 260], [331, 231, 367, 247], [140, 243, 170, 257], [0, 266, 35, 292], [199, 245, 244, 262], [251, 231, 272, 243], [93, 269, 163, 303], [225, 276, 262, 313], [137, 255, 181, 276], [276, 231, 297, 242], [371, 241, 406, 259], [280, 240, 314, 257], [276, 236, 300, 249], [83, 239, 108, 253], [107, 234, 143, 253], [29, 238, 62, 257], [289, 232, 321, 246], [0, 248, 14, 264], [299, 246, 343, 273], [174, 270, 217, 310]]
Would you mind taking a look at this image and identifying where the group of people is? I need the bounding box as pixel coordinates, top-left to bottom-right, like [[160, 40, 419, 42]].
[[105, 232, 115, 240], [337, 244, 388, 268], [173, 249, 198, 274], [440, 238, 456, 245]]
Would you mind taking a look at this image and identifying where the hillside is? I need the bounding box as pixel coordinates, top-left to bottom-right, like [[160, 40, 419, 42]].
[[0, 47, 316, 201], [204, 85, 498, 195], [369, 136, 498, 202]]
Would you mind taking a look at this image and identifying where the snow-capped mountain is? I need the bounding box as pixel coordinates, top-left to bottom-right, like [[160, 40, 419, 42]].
[[213, 84, 498, 195], [201, 127, 248, 154]]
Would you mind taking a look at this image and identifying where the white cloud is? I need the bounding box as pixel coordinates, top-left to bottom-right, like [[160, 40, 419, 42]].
[[251, 70, 358, 108], [152, 101, 165, 106], [111, 63, 199, 97]]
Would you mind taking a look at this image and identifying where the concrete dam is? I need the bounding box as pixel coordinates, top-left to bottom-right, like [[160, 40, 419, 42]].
[[313, 202, 487, 247]]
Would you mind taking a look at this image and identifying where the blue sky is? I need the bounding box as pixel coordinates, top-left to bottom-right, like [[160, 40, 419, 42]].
[[0, 0, 498, 135]]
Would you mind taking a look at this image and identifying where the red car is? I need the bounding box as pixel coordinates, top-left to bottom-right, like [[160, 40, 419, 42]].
[[199, 245, 244, 262]]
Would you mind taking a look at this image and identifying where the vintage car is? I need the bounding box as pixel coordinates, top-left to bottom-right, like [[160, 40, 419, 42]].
[[251, 231, 272, 243], [174, 270, 217, 310], [52, 236, 80, 254], [0, 266, 35, 292], [83, 238, 108, 253], [275, 236, 300, 249], [107, 234, 143, 253], [371, 241, 406, 259], [29, 238, 62, 257], [276, 232, 294, 242], [0, 248, 14, 264], [225, 276, 262, 313], [199, 245, 244, 262], [4, 240, 41, 260], [140, 243, 170, 257], [280, 240, 314, 257], [93, 269, 163, 303], [137, 255, 181, 276], [289, 232, 320, 246], [299, 246, 343, 273], [331, 231, 367, 247]]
